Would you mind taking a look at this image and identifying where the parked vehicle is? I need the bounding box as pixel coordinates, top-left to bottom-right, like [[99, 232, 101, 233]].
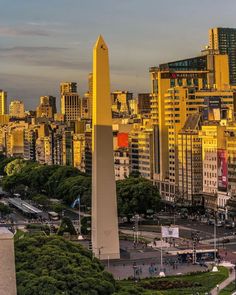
[[216, 221, 223, 227], [225, 221, 235, 229]]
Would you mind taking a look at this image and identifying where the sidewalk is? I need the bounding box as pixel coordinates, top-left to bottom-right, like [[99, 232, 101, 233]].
[[210, 264, 235, 295]]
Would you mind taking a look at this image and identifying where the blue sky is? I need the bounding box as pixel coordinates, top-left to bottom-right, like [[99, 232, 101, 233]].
[[0, 0, 236, 109]]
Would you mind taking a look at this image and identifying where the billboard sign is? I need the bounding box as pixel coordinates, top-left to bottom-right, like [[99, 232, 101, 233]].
[[218, 149, 228, 191], [161, 226, 179, 238]]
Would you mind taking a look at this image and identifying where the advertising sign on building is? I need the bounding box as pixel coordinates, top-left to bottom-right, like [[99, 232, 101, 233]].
[[161, 226, 179, 238], [217, 149, 228, 191], [117, 132, 129, 148]]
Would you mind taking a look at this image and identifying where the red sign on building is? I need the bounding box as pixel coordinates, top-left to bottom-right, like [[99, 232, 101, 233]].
[[217, 149, 228, 191], [117, 133, 128, 148]]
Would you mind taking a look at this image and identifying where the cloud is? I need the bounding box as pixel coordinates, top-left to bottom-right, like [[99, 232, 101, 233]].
[[0, 26, 50, 37], [0, 46, 67, 54], [0, 46, 91, 71]]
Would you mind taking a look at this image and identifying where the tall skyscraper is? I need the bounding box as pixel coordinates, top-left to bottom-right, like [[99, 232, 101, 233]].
[[92, 35, 120, 260], [0, 90, 7, 115], [209, 27, 236, 85], [60, 82, 81, 122]]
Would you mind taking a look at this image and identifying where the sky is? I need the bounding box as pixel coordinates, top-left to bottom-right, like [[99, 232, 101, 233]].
[[0, 0, 236, 110]]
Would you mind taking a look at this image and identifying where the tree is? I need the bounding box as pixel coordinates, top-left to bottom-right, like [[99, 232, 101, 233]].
[[0, 203, 12, 216], [2, 173, 28, 193], [28, 165, 60, 194], [46, 166, 83, 197], [49, 202, 66, 213], [4, 158, 27, 176], [15, 235, 115, 295], [0, 157, 17, 175], [32, 194, 51, 208], [116, 176, 161, 217], [81, 216, 91, 235], [56, 175, 91, 207]]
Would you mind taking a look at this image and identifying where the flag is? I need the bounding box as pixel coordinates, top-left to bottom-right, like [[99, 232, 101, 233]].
[[161, 226, 179, 238], [71, 197, 80, 208]]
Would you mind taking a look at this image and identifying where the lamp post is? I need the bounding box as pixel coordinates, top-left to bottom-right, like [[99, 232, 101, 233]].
[[212, 211, 218, 272], [133, 263, 137, 280], [234, 264, 236, 289]]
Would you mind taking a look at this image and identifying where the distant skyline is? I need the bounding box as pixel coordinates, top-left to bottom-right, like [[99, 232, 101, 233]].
[[1, 0, 236, 109]]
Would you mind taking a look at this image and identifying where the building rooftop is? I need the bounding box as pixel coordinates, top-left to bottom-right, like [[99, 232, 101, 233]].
[[182, 113, 202, 130], [8, 198, 42, 214]]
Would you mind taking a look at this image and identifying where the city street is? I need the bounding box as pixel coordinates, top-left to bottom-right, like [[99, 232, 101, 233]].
[[121, 214, 236, 263]]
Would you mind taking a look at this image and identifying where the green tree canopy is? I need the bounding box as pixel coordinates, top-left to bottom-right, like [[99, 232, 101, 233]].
[[0, 156, 17, 175], [46, 166, 83, 197], [15, 235, 115, 295], [0, 202, 12, 216], [28, 165, 60, 194], [56, 175, 91, 206], [32, 194, 51, 208], [4, 158, 27, 176], [116, 176, 161, 216]]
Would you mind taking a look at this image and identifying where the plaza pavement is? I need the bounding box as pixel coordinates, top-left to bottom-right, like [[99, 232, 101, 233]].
[[105, 260, 206, 279]]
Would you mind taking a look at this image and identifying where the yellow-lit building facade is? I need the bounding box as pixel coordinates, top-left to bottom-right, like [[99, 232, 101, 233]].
[[9, 100, 25, 118], [178, 114, 202, 205], [0, 90, 7, 115], [199, 123, 227, 211], [60, 82, 81, 122], [150, 50, 232, 202], [73, 133, 85, 171], [129, 124, 154, 180]]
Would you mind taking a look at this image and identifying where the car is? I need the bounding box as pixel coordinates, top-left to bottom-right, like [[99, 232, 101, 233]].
[[224, 221, 235, 229], [216, 221, 223, 227], [222, 238, 230, 244], [208, 219, 215, 225]]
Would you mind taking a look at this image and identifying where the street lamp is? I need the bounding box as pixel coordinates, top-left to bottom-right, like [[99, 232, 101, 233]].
[[234, 264, 236, 289], [133, 263, 137, 280], [212, 211, 218, 272]]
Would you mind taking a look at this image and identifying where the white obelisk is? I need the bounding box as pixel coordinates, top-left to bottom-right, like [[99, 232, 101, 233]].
[[91, 35, 120, 260]]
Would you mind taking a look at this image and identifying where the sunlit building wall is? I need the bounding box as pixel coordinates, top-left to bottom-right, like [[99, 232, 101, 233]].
[[0, 90, 7, 115], [9, 100, 25, 118], [178, 114, 203, 205], [73, 133, 85, 172]]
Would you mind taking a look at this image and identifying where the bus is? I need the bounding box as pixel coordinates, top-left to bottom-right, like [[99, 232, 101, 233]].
[[48, 211, 60, 221]]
